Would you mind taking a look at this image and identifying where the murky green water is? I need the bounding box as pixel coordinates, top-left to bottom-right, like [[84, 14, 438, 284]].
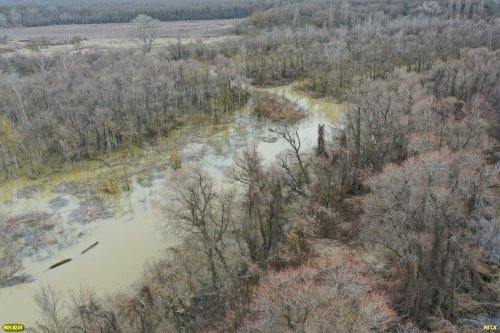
[[0, 83, 344, 327]]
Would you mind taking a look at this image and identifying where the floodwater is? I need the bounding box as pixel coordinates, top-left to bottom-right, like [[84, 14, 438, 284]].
[[0, 83, 345, 327], [255, 84, 344, 163]]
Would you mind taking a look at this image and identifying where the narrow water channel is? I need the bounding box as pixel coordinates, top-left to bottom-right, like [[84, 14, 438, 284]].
[[0, 83, 345, 327]]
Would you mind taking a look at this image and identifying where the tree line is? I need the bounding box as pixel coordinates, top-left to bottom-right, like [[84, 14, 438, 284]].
[[0, 0, 302, 27], [1, 0, 497, 28]]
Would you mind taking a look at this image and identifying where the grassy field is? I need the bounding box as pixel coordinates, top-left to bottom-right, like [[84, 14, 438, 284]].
[[0, 19, 240, 56]]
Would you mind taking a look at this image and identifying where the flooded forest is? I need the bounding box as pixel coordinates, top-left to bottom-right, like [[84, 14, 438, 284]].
[[0, 0, 499, 332]]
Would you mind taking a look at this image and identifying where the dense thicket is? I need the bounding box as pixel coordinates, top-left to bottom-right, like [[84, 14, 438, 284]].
[[1, 0, 498, 332], [0, 49, 247, 178]]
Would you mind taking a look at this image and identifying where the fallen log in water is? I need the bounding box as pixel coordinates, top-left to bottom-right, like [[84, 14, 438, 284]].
[[81, 241, 99, 254], [49, 258, 72, 270]]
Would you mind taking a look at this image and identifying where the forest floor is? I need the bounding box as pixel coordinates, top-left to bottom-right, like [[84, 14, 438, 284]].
[[0, 19, 240, 56]]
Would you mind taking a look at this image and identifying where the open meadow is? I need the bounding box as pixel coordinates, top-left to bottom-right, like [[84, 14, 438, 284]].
[[0, 18, 240, 55]]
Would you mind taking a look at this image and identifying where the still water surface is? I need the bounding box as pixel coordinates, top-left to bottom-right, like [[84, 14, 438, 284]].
[[0, 84, 345, 326]]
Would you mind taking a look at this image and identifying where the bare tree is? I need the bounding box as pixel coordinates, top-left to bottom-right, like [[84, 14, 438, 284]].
[[6, 73, 29, 126], [0, 213, 24, 285], [417, 1, 443, 16], [240, 255, 396, 332], [227, 147, 289, 264], [273, 126, 309, 198], [69, 36, 82, 50], [131, 14, 159, 54], [34, 285, 69, 333], [69, 288, 121, 333], [166, 166, 234, 291], [0, 239, 23, 285]]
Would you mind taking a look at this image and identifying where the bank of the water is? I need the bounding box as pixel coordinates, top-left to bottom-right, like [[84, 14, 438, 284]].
[[0, 83, 345, 327]]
